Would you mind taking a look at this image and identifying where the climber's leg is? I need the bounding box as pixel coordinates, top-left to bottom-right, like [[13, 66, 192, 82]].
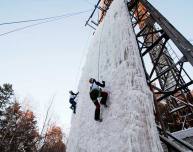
[[94, 100, 101, 121], [100, 91, 108, 107]]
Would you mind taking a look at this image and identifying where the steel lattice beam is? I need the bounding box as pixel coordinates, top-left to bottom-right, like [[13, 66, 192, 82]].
[[139, 0, 193, 66], [128, 0, 193, 132]]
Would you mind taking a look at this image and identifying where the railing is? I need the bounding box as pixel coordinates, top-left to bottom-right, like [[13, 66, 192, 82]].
[[158, 126, 193, 152]]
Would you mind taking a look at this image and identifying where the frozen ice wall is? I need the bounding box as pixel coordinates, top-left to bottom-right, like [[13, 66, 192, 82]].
[[67, 0, 163, 151]]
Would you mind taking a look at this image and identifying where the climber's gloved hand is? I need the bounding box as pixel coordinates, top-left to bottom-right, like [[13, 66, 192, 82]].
[[102, 81, 105, 86]]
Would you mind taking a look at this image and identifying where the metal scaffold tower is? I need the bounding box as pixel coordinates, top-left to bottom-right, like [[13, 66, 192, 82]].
[[127, 0, 193, 133], [86, 0, 193, 134]]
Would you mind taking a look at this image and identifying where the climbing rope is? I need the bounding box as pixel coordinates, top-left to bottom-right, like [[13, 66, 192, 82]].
[[97, 21, 105, 81]]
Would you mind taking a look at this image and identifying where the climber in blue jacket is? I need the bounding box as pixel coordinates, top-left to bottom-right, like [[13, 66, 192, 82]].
[[89, 78, 108, 122], [69, 91, 79, 114]]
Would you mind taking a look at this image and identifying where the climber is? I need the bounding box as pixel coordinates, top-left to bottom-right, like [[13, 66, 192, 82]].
[[89, 78, 108, 122], [69, 91, 79, 114]]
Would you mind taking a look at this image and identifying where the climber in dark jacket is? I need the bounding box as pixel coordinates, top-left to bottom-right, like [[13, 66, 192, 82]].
[[69, 91, 79, 114], [89, 78, 108, 122]]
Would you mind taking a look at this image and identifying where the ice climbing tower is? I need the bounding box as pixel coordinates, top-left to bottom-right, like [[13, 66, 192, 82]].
[[82, 0, 193, 151], [67, 0, 163, 151]]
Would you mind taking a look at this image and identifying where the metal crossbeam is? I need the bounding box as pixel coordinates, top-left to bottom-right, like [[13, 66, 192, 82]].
[[140, 0, 193, 66]]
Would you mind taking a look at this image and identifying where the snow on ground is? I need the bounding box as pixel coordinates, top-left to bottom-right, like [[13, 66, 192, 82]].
[[67, 0, 163, 151]]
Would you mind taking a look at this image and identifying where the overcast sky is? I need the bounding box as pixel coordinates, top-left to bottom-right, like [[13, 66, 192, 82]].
[[0, 0, 193, 136]]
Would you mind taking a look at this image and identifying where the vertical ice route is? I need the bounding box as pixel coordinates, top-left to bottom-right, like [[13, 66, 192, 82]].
[[67, 0, 163, 151]]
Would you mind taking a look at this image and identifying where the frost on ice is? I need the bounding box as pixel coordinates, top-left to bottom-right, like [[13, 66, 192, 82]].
[[67, 0, 163, 151]]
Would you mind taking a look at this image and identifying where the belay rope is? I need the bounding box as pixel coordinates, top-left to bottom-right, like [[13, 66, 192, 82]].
[[74, 19, 106, 87], [97, 21, 105, 82]]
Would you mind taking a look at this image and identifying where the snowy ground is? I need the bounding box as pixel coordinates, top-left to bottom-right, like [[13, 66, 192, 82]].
[[67, 0, 163, 151]]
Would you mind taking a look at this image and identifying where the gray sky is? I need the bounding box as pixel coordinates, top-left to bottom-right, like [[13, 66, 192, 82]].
[[0, 0, 193, 135]]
